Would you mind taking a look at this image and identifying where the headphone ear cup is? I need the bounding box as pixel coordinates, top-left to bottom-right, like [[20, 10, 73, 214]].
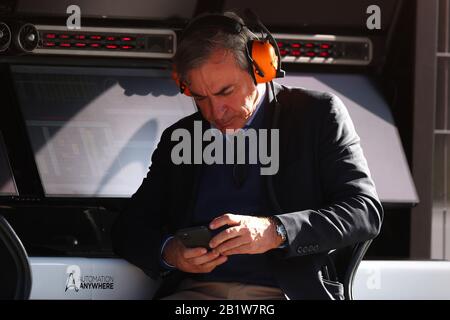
[[249, 40, 278, 83], [172, 67, 192, 96]]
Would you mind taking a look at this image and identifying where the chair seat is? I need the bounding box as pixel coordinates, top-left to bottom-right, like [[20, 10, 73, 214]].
[[0, 215, 32, 300]]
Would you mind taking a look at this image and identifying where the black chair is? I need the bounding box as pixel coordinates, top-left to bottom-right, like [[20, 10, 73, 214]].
[[327, 240, 372, 300], [0, 215, 32, 300]]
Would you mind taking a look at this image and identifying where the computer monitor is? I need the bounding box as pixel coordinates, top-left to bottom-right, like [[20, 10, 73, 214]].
[[11, 65, 196, 197]]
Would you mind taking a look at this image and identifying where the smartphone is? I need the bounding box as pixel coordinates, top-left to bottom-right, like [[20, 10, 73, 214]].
[[175, 226, 212, 249]]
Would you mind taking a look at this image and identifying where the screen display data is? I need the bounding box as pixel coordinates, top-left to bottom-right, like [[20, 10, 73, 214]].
[[11, 65, 196, 197]]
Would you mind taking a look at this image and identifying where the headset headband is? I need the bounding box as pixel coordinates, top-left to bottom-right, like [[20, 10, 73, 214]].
[[180, 15, 244, 41]]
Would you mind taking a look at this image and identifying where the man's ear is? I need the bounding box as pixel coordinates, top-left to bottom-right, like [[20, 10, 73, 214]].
[[172, 66, 192, 97]]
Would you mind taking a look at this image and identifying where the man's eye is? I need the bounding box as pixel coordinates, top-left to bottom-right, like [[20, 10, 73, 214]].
[[222, 90, 233, 96]]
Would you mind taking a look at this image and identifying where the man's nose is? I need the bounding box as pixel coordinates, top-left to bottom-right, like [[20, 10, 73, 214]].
[[210, 98, 226, 120]]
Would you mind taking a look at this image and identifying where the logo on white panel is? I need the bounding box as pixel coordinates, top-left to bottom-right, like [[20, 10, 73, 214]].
[[65, 265, 81, 292], [65, 264, 114, 292]]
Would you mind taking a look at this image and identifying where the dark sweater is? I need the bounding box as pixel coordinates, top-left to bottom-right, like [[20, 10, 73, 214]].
[[190, 95, 278, 287]]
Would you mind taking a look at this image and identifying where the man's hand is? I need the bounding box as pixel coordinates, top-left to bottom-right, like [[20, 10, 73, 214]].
[[162, 237, 227, 273], [209, 213, 284, 256]]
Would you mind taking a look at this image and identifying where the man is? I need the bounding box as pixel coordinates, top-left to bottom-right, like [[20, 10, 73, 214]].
[[111, 11, 383, 300]]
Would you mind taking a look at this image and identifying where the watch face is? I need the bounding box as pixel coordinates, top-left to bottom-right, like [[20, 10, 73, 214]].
[[276, 224, 287, 241]]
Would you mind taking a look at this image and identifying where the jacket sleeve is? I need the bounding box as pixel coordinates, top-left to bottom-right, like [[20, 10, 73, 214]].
[[276, 93, 384, 258], [111, 128, 172, 279]]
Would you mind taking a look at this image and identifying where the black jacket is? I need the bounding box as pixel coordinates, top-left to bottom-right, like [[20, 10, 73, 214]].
[[111, 82, 383, 300]]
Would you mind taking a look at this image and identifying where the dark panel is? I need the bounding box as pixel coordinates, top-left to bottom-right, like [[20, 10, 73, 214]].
[[15, 0, 197, 20], [366, 208, 411, 259], [224, 0, 397, 31]]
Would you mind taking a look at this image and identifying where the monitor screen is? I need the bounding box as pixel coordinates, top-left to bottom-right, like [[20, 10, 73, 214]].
[[0, 131, 18, 196], [277, 73, 418, 205], [11, 65, 196, 197]]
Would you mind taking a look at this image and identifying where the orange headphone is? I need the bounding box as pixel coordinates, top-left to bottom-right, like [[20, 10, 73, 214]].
[[172, 11, 285, 97]]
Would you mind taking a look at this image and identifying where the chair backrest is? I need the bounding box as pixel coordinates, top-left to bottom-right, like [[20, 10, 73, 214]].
[[329, 240, 372, 300], [0, 215, 32, 300]]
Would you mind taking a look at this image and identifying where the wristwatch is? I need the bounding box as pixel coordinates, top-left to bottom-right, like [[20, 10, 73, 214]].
[[270, 216, 288, 247]]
